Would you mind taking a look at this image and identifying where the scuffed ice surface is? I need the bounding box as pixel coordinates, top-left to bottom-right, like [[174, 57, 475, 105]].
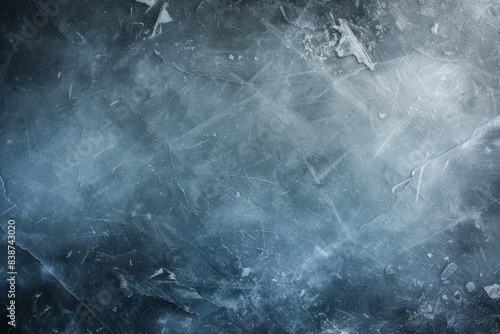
[[1, 0, 500, 333]]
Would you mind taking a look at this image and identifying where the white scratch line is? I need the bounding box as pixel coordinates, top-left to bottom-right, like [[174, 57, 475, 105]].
[[391, 177, 412, 194], [187, 138, 212, 149], [440, 159, 449, 176], [176, 112, 228, 141], [92, 144, 115, 159], [375, 128, 397, 157], [415, 152, 430, 203]]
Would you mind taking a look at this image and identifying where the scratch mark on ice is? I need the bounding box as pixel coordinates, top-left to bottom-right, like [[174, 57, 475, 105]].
[[414, 152, 429, 203], [440, 159, 449, 176], [391, 177, 412, 194]]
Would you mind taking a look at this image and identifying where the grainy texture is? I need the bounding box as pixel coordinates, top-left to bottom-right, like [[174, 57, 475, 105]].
[[1, 0, 499, 333]]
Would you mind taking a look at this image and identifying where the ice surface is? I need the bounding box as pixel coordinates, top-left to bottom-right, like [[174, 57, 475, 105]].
[[466, 281, 476, 293], [136, 0, 156, 7], [328, 15, 375, 71], [1, 0, 500, 333], [484, 284, 500, 300], [440, 262, 458, 281]]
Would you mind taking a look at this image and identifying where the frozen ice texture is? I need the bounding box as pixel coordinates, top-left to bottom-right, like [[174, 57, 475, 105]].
[[136, 0, 156, 7], [1, 0, 500, 333], [465, 281, 476, 292], [484, 284, 500, 299], [328, 15, 375, 71], [440, 262, 458, 281]]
